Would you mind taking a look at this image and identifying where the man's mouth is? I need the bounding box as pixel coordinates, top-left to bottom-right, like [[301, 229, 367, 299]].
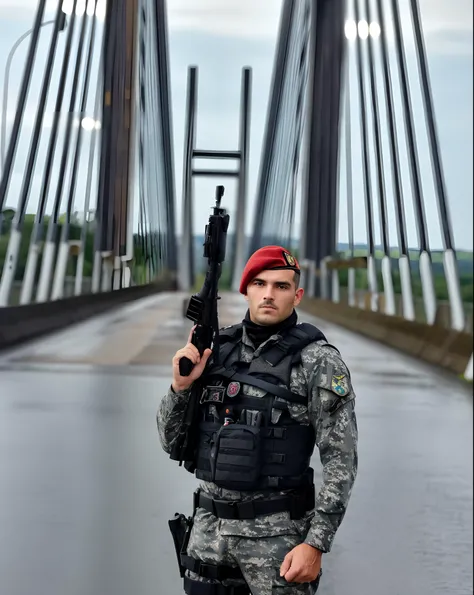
[[261, 305, 276, 310]]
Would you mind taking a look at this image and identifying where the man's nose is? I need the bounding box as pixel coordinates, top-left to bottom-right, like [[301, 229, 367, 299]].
[[263, 288, 275, 301]]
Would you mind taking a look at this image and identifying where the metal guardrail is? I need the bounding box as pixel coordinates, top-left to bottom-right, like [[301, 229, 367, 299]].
[[300, 295, 472, 380]]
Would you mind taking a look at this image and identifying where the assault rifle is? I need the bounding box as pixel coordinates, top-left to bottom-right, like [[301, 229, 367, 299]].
[[169, 185, 230, 467]]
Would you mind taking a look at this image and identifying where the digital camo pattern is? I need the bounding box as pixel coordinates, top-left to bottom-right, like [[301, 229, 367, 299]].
[[157, 323, 358, 590], [156, 386, 191, 454], [185, 507, 320, 594]]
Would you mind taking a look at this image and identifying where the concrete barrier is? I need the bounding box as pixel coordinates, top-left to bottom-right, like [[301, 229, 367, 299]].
[[0, 277, 176, 353], [300, 297, 473, 378]]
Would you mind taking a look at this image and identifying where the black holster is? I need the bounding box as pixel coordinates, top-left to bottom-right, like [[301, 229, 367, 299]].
[[168, 512, 193, 578]]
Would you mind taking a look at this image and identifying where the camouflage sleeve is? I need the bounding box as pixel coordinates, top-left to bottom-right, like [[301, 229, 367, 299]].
[[304, 346, 358, 553], [156, 385, 192, 454]]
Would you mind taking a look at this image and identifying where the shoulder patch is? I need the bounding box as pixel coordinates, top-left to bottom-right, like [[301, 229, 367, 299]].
[[311, 353, 353, 400], [331, 373, 350, 397]]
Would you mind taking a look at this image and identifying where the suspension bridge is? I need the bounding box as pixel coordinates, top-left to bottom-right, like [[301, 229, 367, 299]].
[[0, 1, 472, 594]]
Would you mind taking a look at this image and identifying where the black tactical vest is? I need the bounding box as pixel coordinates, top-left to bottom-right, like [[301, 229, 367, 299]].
[[193, 322, 329, 491]]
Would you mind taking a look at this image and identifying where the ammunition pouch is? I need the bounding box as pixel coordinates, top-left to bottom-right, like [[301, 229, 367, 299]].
[[210, 424, 262, 490]]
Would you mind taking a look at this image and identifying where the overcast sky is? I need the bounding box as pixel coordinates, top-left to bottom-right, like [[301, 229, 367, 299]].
[[0, 0, 472, 251]]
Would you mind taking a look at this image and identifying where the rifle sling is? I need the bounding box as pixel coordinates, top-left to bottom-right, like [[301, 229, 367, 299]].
[[211, 367, 304, 404]]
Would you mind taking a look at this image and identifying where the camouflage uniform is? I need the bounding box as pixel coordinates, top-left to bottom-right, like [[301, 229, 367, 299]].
[[157, 323, 358, 594]]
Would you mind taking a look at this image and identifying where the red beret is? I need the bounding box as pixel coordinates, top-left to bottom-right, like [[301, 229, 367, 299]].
[[239, 245, 300, 294]]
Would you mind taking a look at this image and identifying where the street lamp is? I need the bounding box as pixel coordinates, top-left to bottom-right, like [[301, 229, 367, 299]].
[[344, 20, 358, 41], [79, 116, 101, 131], [369, 22, 381, 39], [358, 19, 369, 39], [345, 19, 381, 40], [0, 11, 67, 170]]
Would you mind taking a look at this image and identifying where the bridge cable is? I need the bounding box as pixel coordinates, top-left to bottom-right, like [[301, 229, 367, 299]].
[[0, 0, 47, 211], [374, 0, 410, 258]]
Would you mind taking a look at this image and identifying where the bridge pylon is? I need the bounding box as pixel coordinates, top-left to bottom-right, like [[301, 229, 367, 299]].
[[178, 65, 252, 293]]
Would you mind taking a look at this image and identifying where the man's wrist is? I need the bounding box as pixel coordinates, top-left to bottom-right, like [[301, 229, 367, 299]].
[[303, 543, 323, 557], [304, 535, 330, 554], [171, 382, 192, 394]]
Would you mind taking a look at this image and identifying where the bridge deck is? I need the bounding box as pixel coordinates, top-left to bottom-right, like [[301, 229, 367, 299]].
[[0, 292, 472, 595]]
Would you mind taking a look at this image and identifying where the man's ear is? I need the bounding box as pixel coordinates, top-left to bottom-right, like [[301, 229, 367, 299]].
[[294, 287, 304, 306]]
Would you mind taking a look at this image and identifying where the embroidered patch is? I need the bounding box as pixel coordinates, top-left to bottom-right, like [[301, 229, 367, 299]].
[[200, 386, 226, 404], [331, 374, 349, 397], [282, 250, 297, 267], [226, 381, 241, 398]]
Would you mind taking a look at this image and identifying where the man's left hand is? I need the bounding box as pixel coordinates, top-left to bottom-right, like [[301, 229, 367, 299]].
[[279, 543, 322, 583]]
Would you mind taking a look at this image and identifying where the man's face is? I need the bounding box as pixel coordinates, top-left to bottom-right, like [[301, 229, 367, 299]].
[[244, 269, 304, 326]]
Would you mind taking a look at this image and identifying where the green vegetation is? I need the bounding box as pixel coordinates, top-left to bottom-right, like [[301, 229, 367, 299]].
[[335, 250, 473, 303], [1, 216, 472, 307], [210, 245, 473, 304], [0, 213, 94, 280], [335, 265, 473, 303], [192, 235, 473, 304], [0, 210, 151, 289]]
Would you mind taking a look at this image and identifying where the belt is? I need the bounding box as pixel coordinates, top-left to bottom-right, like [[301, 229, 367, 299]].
[[194, 486, 315, 520]]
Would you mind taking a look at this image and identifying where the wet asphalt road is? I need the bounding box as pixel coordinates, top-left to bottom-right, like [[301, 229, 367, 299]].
[[0, 293, 472, 595]]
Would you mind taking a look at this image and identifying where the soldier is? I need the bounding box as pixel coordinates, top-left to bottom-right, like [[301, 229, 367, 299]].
[[157, 245, 358, 595]]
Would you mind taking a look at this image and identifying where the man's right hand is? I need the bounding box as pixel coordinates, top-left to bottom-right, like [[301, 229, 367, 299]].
[[171, 327, 212, 393]]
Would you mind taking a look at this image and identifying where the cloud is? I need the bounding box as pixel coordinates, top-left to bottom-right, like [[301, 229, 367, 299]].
[[168, 28, 279, 235], [419, 0, 472, 34], [424, 29, 472, 56], [167, 0, 283, 40], [0, 0, 57, 21], [0, 0, 37, 9], [416, 0, 473, 56], [0, 0, 105, 22]]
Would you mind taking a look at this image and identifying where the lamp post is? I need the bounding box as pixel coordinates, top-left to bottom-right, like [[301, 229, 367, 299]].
[[344, 19, 381, 41], [0, 12, 67, 171]]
